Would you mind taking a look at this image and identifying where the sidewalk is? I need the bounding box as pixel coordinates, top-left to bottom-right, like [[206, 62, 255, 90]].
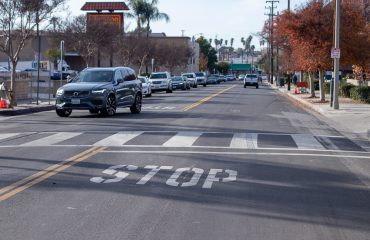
[[272, 83, 370, 141], [0, 99, 54, 116]]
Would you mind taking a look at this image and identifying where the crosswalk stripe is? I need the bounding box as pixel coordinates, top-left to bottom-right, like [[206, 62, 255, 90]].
[[229, 133, 258, 149], [0, 131, 364, 152], [291, 134, 325, 150], [163, 131, 202, 147], [230, 133, 248, 148], [0, 133, 20, 141], [93, 132, 143, 146], [247, 133, 259, 149], [21, 132, 83, 146]]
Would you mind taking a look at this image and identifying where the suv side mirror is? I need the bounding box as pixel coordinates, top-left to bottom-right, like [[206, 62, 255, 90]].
[[117, 78, 124, 83]]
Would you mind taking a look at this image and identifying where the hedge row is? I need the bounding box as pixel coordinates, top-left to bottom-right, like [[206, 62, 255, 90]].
[[349, 86, 370, 103], [321, 82, 369, 103]]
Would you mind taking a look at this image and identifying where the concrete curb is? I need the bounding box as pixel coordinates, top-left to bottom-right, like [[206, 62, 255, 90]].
[[0, 105, 54, 116], [285, 92, 326, 115]]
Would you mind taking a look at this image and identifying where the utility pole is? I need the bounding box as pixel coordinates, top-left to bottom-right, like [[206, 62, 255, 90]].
[[265, 0, 279, 84], [36, 10, 41, 105], [288, 0, 290, 11], [333, 0, 340, 109]]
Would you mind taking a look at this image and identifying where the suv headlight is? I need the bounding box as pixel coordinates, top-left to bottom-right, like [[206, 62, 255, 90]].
[[56, 88, 64, 96], [91, 89, 106, 94]]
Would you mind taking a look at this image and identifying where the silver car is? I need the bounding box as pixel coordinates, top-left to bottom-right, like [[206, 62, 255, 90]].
[[181, 73, 198, 88], [138, 76, 152, 97], [149, 72, 173, 93]]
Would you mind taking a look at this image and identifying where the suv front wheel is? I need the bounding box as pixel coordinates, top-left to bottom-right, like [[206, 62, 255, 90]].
[[130, 94, 142, 114], [56, 108, 72, 117], [101, 94, 117, 116]]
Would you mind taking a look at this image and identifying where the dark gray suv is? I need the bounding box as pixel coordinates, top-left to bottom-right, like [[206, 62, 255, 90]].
[[55, 67, 142, 117]]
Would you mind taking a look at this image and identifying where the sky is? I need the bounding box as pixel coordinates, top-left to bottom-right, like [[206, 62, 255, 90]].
[[65, 0, 308, 50]]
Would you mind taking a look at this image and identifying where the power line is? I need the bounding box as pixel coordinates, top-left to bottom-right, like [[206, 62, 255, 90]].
[[265, 0, 279, 84]]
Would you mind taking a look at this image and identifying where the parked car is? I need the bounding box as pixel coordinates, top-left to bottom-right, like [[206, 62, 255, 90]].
[[226, 74, 236, 81], [22, 68, 38, 72], [238, 74, 245, 81], [181, 73, 197, 88], [207, 74, 220, 84], [219, 75, 227, 82], [195, 72, 207, 87], [171, 76, 190, 90], [0, 66, 10, 73], [149, 71, 173, 93], [244, 74, 259, 89], [55, 67, 143, 117], [138, 76, 152, 97]]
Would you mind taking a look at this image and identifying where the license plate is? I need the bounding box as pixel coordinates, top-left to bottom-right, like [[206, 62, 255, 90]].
[[71, 99, 80, 104]]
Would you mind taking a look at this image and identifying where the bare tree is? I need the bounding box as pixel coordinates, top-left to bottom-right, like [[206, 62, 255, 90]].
[[0, 0, 65, 105], [59, 15, 121, 68]]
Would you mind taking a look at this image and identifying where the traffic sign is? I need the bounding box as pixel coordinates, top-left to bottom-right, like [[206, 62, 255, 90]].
[[331, 48, 340, 58]]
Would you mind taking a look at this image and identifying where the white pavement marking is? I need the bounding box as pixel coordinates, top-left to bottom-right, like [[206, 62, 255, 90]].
[[230, 133, 258, 149], [20, 132, 82, 146], [0, 133, 21, 141], [137, 166, 173, 185], [247, 133, 259, 149], [291, 134, 326, 150], [102, 150, 370, 159], [90, 165, 138, 183], [93, 132, 143, 146], [203, 169, 221, 189], [230, 133, 248, 149], [166, 168, 204, 187], [163, 131, 202, 147]]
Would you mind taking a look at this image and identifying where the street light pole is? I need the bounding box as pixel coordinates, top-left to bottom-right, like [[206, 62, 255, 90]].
[[36, 10, 41, 105], [333, 0, 340, 109], [60, 40, 64, 87]]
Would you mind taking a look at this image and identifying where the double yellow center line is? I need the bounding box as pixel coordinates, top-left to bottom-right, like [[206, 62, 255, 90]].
[[182, 85, 236, 112], [0, 146, 106, 202]]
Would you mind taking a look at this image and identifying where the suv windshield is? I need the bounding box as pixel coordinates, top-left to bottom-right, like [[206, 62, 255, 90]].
[[75, 70, 114, 83], [195, 73, 204, 77], [183, 74, 194, 78], [150, 73, 167, 79], [246, 74, 257, 78], [171, 77, 183, 81]]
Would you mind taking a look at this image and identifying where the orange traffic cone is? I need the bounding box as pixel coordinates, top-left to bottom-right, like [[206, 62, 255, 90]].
[[0, 99, 6, 108]]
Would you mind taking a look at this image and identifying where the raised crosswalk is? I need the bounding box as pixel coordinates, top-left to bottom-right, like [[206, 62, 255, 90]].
[[0, 131, 366, 152]]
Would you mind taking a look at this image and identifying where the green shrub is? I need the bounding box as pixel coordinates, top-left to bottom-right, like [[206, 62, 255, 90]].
[[350, 86, 370, 103], [340, 83, 355, 98]]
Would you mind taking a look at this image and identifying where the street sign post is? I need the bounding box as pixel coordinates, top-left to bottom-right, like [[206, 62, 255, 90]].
[[331, 48, 340, 58]]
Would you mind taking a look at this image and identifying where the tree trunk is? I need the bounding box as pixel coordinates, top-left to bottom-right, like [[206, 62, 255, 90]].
[[309, 72, 316, 98], [9, 61, 17, 107], [287, 74, 291, 91], [319, 69, 325, 102]]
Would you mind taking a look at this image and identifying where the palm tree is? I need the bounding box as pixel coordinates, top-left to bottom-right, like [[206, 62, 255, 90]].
[[126, 0, 146, 36], [251, 45, 255, 71], [141, 0, 170, 38], [241, 38, 245, 63], [244, 35, 253, 63]]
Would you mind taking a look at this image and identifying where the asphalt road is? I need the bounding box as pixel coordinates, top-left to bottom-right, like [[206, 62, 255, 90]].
[[1, 81, 370, 240]]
